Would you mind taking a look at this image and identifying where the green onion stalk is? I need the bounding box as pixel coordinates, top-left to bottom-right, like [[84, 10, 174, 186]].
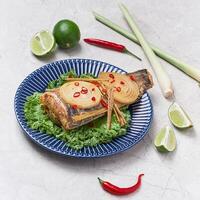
[[119, 3, 173, 98], [93, 12, 200, 83]]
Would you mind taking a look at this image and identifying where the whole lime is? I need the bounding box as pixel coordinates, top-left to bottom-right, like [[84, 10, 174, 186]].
[[53, 19, 80, 48]]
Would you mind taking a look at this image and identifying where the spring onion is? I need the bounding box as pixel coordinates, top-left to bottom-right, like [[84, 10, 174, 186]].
[[93, 12, 200, 83], [119, 3, 173, 98]]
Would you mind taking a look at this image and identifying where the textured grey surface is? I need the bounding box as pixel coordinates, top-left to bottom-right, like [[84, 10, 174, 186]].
[[0, 0, 200, 199]]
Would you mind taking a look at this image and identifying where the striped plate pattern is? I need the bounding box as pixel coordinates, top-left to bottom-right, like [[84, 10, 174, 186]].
[[14, 59, 153, 158]]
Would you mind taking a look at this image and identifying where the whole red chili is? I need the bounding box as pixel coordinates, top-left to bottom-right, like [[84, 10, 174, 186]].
[[73, 92, 80, 98], [98, 174, 144, 196], [83, 38, 141, 61]]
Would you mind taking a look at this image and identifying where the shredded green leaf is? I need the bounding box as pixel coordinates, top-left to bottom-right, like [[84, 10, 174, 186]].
[[24, 71, 130, 150]]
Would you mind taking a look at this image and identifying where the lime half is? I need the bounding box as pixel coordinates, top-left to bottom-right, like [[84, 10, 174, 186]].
[[30, 30, 56, 56], [154, 126, 176, 152], [168, 102, 193, 129]]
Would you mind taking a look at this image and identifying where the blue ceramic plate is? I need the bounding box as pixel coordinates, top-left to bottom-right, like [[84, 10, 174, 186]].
[[14, 59, 153, 158]]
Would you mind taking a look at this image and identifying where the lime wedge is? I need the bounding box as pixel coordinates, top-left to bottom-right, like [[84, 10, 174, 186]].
[[168, 102, 193, 129], [154, 126, 176, 152], [30, 30, 56, 56]]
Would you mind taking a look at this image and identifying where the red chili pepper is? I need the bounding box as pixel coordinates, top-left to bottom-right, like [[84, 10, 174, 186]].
[[130, 75, 136, 81], [102, 88, 107, 93], [91, 96, 96, 101], [109, 73, 115, 79], [98, 174, 144, 196], [100, 99, 108, 109], [74, 82, 79, 86], [110, 79, 115, 84], [81, 87, 88, 94], [116, 86, 121, 92], [84, 38, 141, 61], [72, 104, 78, 109], [92, 81, 101, 87], [73, 92, 80, 98], [120, 81, 125, 85]]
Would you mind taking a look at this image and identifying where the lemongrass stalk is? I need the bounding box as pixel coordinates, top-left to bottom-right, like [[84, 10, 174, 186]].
[[93, 12, 200, 82], [119, 3, 173, 98]]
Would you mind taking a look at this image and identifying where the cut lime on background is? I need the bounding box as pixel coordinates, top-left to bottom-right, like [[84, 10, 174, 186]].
[[30, 30, 56, 56], [168, 102, 193, 129], [154, 126, 176, 153]]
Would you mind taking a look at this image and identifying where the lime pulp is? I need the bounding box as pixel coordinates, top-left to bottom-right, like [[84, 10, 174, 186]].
[[168, 102, 193, 129], [154, 126, 176, 153]]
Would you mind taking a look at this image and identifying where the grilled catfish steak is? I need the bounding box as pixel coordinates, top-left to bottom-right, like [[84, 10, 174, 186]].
[[40, 69, 153, 130]]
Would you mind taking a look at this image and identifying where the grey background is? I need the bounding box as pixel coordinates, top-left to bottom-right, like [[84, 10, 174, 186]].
[[0, 0, 199, 199]]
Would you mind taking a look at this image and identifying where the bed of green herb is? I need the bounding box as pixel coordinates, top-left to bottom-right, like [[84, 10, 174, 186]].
[[24, 71, 130, 150]]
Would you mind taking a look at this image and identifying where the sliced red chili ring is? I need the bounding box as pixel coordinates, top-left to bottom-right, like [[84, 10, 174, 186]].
[[100, 99, 108, 109], [116, 87, 121, 92], [102, 88, 107, 93], [73, 92, 80, 98], [130, 75, 136, 81], [109, 74, 114, 79], [110, 79, 115, 83], [74, 82, 79, 86], [91, 97, 96, 101], [92, 81, 100, 87], [72, 104, 78, 109], [81, 87, 88, 94]]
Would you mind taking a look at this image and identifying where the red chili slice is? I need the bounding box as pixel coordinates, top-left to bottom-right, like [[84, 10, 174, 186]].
[[74, 82, 79, 86], [110, 79, 115, 83], [102, 88, 107, 93], [73, 92, 80, 98], [72, 104, 78, 109], [98, 174, 144, 195], [100, 99, 108, 109], [109, 74, 114, 79], [91, 97, 96, 101], [130, 75, 136, 81], [81, 87, 88, 94], [92, 81, 100, 87], [120, 81, 125, 85], [116, 87, 121, 92]]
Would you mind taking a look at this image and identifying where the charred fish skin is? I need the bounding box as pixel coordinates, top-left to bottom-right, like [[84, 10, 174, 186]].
[[40, 69, 153, 130], [40, 91, 107, 130], [128, 69, 153, 100], [128, 69, 153, 91]]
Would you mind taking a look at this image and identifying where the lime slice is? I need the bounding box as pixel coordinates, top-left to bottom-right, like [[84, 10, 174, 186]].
[[30, 30, 56, 56], [168, 102, 193, 129], [154, 126, 176, 152]]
